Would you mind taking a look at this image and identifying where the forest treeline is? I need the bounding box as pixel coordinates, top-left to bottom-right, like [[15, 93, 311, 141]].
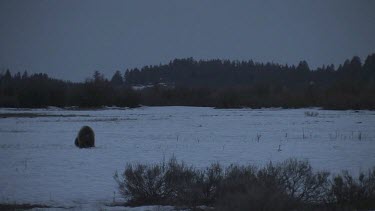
[[1, 53, 375, 109]]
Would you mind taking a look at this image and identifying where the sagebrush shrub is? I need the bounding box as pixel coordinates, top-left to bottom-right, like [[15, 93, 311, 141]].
[[114, 158, 375, 210], [331, 168, 375, 209], [114, 163, 165, 205], [278, 159, 330, 203]]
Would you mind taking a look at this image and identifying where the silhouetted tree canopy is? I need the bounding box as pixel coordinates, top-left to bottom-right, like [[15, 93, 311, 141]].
[[1, 53, 375, 109]]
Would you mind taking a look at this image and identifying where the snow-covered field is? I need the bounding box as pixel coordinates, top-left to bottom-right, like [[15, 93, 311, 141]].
[[1, 106, 375, 209]]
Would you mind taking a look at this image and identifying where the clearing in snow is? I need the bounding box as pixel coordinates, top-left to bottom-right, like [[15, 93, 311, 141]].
[[0, 106, 374, 209]]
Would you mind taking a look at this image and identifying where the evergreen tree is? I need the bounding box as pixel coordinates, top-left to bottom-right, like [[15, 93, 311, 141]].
[[364, 54, 375, 72], [3, 69, 11, 81], [350, 56, 362, 72], [110, 70, 123, 86], [14, 72, 21, 80], [296, 61, 310, 72], [93, 71, 105, 83], [22, 71, 28, 80], [341, 59, 351, 72]]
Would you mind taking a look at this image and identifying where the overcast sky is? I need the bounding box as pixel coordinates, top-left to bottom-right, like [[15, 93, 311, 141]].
[[0, 0, 374, 82]]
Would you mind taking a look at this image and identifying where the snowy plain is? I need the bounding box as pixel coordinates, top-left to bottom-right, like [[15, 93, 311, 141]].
[[0, 106, 375, 210]]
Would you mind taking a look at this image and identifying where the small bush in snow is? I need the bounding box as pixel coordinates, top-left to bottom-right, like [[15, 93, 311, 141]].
[[304, 111, 319, 117]]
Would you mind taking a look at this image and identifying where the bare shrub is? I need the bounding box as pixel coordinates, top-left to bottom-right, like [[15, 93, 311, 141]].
[[114, 163, 165, 206], [278, 159, 330, 204], [217, 164, 257, 199], [114, 157, 217, 207], [162, 157, 199, 206], [200, 163, 223, 205], [305, 111, 319, 117], [216, 164, 294, 211], [114, 158, 375, 210], [330, 168, 375, 209], [216, 160, 330, 210]]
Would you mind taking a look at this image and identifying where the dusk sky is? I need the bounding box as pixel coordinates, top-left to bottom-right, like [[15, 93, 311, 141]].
[[1, 0, 374, 82]]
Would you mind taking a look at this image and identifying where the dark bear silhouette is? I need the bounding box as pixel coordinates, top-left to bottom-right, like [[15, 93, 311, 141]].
[[75, 126, 95, 148]]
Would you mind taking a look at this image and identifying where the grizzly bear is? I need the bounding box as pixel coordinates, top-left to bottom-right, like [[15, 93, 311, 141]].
[[75, 126, 95, 148]]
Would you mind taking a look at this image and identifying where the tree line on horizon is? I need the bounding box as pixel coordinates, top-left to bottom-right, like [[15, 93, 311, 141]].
[[1, 53, 375, 109]]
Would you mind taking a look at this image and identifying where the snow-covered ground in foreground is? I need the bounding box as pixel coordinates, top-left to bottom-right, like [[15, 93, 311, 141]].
[[1, 106, 375, 209]]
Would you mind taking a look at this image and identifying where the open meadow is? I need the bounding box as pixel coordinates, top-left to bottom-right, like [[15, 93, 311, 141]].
[[1, 106, 375, 209]]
